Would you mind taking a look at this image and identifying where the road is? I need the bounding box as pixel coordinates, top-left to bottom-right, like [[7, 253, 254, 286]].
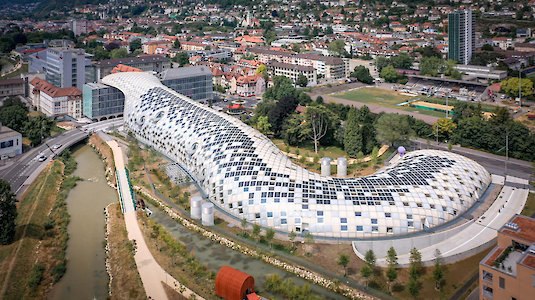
[[355, 186, 529, 267], [410, 138, 534, 182], [0, 129, 88, 195], [0, 118, 124, 196]]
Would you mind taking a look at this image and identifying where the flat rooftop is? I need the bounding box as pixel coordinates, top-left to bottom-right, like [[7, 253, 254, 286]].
[[0, 126, 21, 139], [500, 214, 535, 243], [157, 66, 212, 81]]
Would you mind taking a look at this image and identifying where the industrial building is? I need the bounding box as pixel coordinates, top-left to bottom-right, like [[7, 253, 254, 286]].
[[103, 72, 491, 239], [82, 82, 125, 121]]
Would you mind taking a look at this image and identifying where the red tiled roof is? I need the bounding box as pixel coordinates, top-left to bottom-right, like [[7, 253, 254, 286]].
[[29, 78, 81, 98], [111, 64, 143, 73]]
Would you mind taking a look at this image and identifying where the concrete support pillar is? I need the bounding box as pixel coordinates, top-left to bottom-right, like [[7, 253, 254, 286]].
[[190, 196, 202, 219]]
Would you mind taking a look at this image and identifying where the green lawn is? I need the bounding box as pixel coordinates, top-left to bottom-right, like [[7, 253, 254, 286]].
[[521, 192, 535, 217], [331, 87, 499, 118]]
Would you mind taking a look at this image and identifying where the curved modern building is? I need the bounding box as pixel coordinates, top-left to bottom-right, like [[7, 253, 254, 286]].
[[103, 72, 491, 239]]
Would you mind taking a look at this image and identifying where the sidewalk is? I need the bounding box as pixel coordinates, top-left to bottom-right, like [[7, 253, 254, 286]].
[[106, 138, 202, 300]]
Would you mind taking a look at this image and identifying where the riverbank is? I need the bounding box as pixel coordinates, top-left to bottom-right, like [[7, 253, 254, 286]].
[[105, 202, 145, 299], [0, 156, 77, 299]]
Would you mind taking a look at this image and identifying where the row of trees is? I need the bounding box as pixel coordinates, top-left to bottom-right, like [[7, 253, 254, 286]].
[[0, 97, 54, 146], [253, 76, 432, 157], [433, 102, 535, 161]]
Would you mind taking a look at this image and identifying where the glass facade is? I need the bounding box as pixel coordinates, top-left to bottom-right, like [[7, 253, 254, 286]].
[[83, 83, 125, 120], [162, 74, 213, 101]]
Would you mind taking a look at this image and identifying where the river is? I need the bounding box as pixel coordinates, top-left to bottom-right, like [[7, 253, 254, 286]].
[[49, 145, 117, 300]]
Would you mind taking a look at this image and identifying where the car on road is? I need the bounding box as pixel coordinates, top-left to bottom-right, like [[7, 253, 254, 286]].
[[38, 155, 47, 162], [52, 144, 62, 150]]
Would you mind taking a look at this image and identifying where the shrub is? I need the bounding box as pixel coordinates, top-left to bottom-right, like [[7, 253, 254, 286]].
[[28, 264, 45, 288]]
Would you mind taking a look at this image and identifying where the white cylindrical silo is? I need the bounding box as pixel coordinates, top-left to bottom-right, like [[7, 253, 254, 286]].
[[190, 196, 202, 219], [321, 157, 331, 176], [201, 202, 214, 226], [337, 157, 347, 178]]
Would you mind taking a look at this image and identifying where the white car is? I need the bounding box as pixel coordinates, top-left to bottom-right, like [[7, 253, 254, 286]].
[[52, 144, 62, 150], [38, 155, 47, 162]]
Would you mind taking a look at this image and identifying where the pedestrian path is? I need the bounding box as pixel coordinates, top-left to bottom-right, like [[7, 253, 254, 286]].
[[106, 138, 202, 300]]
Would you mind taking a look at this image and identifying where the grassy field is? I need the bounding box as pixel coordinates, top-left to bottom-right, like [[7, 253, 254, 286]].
[[0, 162, 63, 299], [332, 88, 498, 118]]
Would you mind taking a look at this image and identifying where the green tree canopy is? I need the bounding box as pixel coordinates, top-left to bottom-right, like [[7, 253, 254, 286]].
[[391, 53, 414, 69], [500, 77, 533, 98], [0, 179, 17, 245], [375, 113, 414, 146], [281, 114, 305, 146], [419, 56, 445, 77], [380, 65, 399, 82], [296, 74, 308, 87], [351, 65, 374, 84], [328, 39, 348, 57], [129, 38, 142, 51]]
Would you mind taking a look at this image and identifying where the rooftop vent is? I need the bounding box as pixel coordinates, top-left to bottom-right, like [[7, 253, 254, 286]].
[[504, 222, 519, 231]]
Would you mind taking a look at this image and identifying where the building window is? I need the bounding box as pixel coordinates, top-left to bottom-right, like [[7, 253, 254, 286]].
[[371, 218, 378, 224], [340, 218, 347, 224], [356, 225, 363, 231], [341, 225, 347, 231], [499, 277, 505, 289]]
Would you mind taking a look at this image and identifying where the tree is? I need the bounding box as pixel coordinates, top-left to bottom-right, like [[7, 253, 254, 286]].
[[419, 56, 445, 77], [304, 232, 314, 244], [375, 113, 414, 146], [391, 53, 413, 69], [263, 76, 296, 101], [433, 118, 457, 141], [444, 60, 462, 80], [24, 114, 54, 146], [110, 48, 129, 59], [328, 39, 347, 57], [267, 94, 300, 135], [337, 253, 350, 276], [375, 56, 391, 72], [303, 105, 339, 153], [500, 77, 534, 98], [386, 246, 398, 267], [256, 115, 271, 134], [0, 179, 17, 245], [364, 249, 376, 267], [129, 39, 142, 52], [296, 74, 308, 87], [360, 264, 372, 286], [0, 104, 28, 133], [380, 65, 398, 82], [265, 228, 275, 248], [288, 230, 296, 248], [315, 96, 324, 104], [173, 52, 190, 66], [256, 64, 267, 76], [252, 223, 261, 239], [351, 66, 374, 84], [481, 43, 494, 51], [344, 107, 377, 157], [409, 247, 423, 278], [281, 114, 305, 146], [241, 218, 248, 234], [173, 38, 181, 49], [408, 277, 421, 298], [419, 45, 441, 58], [386, 265, 398, 291]]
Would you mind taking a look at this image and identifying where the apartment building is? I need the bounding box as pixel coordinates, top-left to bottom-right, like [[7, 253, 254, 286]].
[[267, 61, 317, 86], [29, 78, 82, 119], [28, 47, 91, 90], [480, 214, 535, 300], [448, 9, 475, 64], [246, 47, 348, 81], [82, 82, 125, 121], [0, 78, 24, 98]]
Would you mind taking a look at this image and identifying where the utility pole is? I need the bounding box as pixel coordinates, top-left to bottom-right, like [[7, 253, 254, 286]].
[[519, 71, 522, 108], [505, 132, 509, 176]]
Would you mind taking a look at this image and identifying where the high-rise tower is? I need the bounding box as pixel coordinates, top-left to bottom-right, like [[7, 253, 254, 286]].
[[448, 9, 475, 65]]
